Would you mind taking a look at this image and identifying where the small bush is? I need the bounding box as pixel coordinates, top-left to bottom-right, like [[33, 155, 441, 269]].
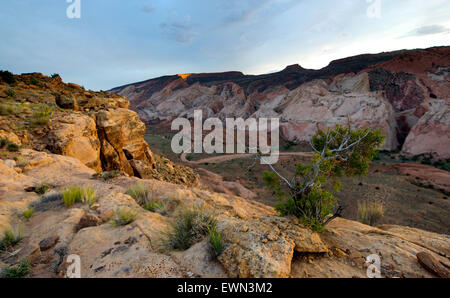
[[112, 208, 138, 226], [1, 259, 31, 278], [144, 200, 166, 215], [125, 184, 151, 205], [62, 186, 84, 207], [30, 77, 41, 87], [0, 103, 14, 115], [35, 183, 51, 195], [6, 142, 19, 152], [5, 89, 16, 98], [82, 187, 97, 206], [357, 201, 384, 226], [31, 107, 53, 126], [14, 155, 28, 167], [94, 170, 120, 180], [164, 209, 217, 251], [208, 225, 224, 256], [51, 73, 60, 79], [0, 138, 8, 148], [0, 229, 23, 251], [22, 207, 34, 221], [30, 193, 63, 212], [0, 70, 15, 84]]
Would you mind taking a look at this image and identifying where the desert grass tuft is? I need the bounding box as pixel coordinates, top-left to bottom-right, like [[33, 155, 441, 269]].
[[164, 208, 217, 251], [112, 207, 138, 226], [125, 183, 151, 205], [82, 187, 97, 206], [357, 200, 384, 226], [22, 207, 34, 221], [0, 228, 23, 251], [62, 186, 84, 207]]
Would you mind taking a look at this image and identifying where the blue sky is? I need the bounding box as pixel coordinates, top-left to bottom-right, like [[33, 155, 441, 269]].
[[0, 0, 449, 90]]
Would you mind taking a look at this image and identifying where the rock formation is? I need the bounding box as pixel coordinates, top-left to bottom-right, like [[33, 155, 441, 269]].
[[0, 72, 198, 185], [111, 46, 450, 157]]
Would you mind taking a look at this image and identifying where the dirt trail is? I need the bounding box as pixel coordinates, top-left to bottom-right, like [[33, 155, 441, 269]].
[[180, 152, 314, 164]]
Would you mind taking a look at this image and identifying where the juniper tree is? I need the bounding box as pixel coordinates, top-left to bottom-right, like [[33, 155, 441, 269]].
[[260, 125, 385, 232]]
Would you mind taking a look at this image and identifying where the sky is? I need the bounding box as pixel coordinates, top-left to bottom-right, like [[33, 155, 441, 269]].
[[0, 0, 449, 91]]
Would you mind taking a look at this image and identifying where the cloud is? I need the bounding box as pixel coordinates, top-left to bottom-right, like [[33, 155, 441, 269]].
[[141, 4, 155, 14], [160, 16, 197, 44], [222, 0, 275, 24], [401, 24, 450, 38]]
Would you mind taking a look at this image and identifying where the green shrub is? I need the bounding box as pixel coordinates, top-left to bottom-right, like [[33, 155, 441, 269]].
[[22, 207, 34, 221], [5, 89, 16, 98], [0, 229, 23, 251], [1, 259, 31, 278], [125, 184, 150, 205], [94, 170, 120, 180], [30, 77, 41, 87], [263, 125, 385, 232], [51, 73, 60, 79], [357, 200, 384, 226], [31, 107, 53, 126], [83, 187, 97, 206], [208, 225, 224, 256], [6, 142, 19, 152], [62, 186, 84, 207], [144, 200, 166, 215], [0, 103, 14, 115], [0, 138, 8, 148], [112, 208, 138, 226], [35, 183, 51, 195], [164, 209, 217, 251]]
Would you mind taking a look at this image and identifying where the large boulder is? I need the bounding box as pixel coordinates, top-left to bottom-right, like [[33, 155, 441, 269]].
[[46, 113, 102, 172], [95, 108, 154, 177], [402, 100, 450, 159]]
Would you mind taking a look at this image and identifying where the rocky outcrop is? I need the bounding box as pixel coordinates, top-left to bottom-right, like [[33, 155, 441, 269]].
[[0, 149, 448, 278], [401, 100, 450, 159], [45, 113, 101, 172], [0, 130, 21, 145], [256, 78, 399, 150], [0, 73, 166, 182], [95, 108, 154, 177]]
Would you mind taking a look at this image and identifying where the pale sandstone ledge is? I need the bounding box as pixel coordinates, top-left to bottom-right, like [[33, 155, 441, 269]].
[[0, 150, 448, 278]]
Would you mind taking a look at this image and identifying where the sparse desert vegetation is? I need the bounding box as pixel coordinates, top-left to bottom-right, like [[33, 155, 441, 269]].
[[357, 200, 385, 226], [164, 208, 220, 251], [112, 207, 138, 226]]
